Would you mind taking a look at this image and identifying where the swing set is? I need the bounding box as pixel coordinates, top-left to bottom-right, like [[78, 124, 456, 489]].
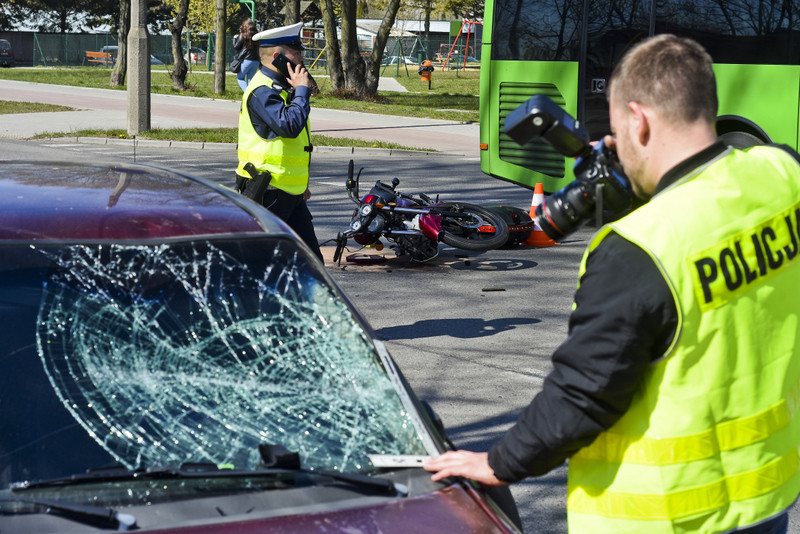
[[440, 20, 482, 71]]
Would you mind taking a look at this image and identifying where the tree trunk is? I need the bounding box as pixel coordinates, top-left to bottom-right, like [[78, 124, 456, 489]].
[[340, 0, 365, 95], [285, 0, 301, 23], [169, 0, 190, 91], [110, 0, 130, 87], [322, 0, 399, 98], [424, 0, 431, 45], [214, 0, 226, 94], [364, 0, 401, 95], [320, 0, 344, 89]]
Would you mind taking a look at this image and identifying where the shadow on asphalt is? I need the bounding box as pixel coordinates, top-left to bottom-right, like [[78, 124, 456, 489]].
[[375, 317, 541, 340]]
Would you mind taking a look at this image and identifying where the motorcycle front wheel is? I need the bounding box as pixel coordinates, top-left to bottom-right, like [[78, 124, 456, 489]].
[[435, 202, 509, 251]]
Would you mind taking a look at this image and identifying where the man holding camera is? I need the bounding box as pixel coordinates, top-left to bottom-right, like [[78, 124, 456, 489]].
[[234, 21, 322, 262], [425, 34, 800, 533]]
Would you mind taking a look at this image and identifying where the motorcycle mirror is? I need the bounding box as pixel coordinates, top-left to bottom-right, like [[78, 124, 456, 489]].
[[345, 160, 363, 198], [355, 167, 364, 191], [391, 178, 399, 189]]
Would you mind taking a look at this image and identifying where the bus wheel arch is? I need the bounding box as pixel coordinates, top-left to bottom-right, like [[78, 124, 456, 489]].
[[716, 115, 772, 149]]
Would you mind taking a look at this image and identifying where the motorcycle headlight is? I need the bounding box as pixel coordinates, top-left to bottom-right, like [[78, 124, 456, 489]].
[[367, 215, 385, 233], [360, 204, 373, 216], [351, 220, 362, 231]]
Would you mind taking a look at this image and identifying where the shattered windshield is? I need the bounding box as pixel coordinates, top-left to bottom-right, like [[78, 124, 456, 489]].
[[0, 237, 430, 488]]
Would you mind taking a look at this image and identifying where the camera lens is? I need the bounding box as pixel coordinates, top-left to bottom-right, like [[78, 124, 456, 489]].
[[534, 180, 595, 239]]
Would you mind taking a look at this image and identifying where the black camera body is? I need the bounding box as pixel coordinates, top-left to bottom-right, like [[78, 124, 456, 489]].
[[504, 95, 633, 239]]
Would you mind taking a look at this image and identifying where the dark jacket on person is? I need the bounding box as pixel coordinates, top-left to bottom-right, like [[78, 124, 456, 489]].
[[233, 35, 260, 62]]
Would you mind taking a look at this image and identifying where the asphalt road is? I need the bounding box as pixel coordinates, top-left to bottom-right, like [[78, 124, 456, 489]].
[[2, 137, 798, 533]]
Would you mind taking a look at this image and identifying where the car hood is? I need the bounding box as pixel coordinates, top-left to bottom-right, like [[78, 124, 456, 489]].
[[140, 485, 513, 533]]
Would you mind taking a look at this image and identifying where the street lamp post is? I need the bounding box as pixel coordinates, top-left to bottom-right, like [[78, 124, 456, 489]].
[[127, 0, 151, 135]]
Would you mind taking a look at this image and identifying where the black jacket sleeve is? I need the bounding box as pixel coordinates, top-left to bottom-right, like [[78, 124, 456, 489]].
[[487, 233, 678, 482]]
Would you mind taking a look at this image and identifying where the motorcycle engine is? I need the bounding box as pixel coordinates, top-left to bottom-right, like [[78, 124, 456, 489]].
[[396, 235, 439, 262]]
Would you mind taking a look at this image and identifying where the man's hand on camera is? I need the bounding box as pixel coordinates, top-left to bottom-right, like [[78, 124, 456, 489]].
[[590, 135, 616, 149]]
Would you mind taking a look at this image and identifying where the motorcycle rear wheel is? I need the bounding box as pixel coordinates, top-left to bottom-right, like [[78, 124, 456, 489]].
[[435, 202, 510, 251]]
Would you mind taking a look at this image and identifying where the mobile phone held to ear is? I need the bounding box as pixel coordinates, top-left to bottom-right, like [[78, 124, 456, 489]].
[[272, 53, 298, 77]]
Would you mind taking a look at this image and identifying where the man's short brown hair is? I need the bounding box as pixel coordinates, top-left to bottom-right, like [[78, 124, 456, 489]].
[[608, 34, 718, 126]]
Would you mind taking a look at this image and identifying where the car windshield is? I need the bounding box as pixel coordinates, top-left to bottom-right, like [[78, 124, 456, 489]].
[[0, 236, 431, 489]]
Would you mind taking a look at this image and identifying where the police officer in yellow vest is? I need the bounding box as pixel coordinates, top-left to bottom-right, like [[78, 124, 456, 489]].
[[235, 21, 323, 262], [424, 34, 800, 533]]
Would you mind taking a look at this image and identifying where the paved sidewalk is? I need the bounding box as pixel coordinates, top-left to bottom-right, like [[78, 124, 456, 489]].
[[0, 79, 479, 157]]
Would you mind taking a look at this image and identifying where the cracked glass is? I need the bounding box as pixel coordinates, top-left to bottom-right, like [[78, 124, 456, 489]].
[[0, 237, 430, 487]]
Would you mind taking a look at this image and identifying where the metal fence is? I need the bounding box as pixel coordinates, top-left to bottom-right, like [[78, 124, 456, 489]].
[[0, 29, 480, 70], [26, 33, 234, 68], [0, 31, 234, 69]]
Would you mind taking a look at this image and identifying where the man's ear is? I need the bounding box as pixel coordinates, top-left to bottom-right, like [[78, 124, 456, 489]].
[[629, 101, 650, 145]]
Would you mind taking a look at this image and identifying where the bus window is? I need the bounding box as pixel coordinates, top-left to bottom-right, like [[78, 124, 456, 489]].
[[656, 1, 800, 66], [491, 0, 581, 61], [584, 1, 651, 138]]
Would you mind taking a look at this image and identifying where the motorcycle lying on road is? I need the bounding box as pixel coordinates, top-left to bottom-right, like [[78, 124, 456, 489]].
[[333, 160, 510, 263]]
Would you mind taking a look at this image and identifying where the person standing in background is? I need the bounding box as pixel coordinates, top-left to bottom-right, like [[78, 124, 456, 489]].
[[233, 19, 260, 91]]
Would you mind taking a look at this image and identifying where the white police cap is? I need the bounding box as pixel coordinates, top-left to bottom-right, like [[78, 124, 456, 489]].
[[253, 22, 304, 49]]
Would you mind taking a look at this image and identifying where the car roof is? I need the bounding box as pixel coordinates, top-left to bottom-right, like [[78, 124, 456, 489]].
[[0, 161, 288, 241]]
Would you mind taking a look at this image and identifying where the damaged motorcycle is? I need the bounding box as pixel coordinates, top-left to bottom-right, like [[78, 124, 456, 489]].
[[333, 161, 510, 263]]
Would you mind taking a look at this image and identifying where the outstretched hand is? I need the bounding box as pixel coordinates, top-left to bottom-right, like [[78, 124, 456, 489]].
[[422, 451, 507, 486]]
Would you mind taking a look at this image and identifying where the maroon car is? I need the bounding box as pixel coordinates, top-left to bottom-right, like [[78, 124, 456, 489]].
[[0, 162, 521, 533]]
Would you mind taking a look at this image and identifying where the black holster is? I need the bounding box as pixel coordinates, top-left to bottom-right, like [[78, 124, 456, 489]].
[[236, 163, 272, 204]]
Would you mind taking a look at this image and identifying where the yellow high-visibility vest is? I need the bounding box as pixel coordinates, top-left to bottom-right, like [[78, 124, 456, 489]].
[[236, 70, 310, 195], [569, 145, 800, 533]]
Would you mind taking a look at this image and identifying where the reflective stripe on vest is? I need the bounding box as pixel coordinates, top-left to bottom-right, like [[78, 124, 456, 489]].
[[568, 146, 800, 533], [236, 70, 310, 195]]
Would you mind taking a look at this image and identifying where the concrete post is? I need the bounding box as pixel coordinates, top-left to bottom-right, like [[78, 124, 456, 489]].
[[127, 0, 151, 135]]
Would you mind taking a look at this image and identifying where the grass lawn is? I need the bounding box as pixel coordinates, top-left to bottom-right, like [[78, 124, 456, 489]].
[[0, 65, 477, 148], [32, 126, 432, 151], [0, 100, 433, 150], [0, 100, 74, 114], [0, 66, 479, 122]]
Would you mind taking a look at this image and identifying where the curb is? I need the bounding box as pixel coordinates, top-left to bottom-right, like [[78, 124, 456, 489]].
[[47, 136, 460, 156]]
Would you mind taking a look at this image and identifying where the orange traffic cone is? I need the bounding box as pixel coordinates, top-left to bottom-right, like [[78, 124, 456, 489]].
[[524, 183, 555, 247]]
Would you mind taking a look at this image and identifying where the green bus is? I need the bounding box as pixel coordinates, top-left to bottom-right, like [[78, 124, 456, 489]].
[[480, 0, 800, 192]]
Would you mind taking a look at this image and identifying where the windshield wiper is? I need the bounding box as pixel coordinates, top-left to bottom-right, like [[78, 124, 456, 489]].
[[13, 459, 409, 497], [0, 496, 136, 531], [257, 443, 408, 497], [12, 463, 259, 490]]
